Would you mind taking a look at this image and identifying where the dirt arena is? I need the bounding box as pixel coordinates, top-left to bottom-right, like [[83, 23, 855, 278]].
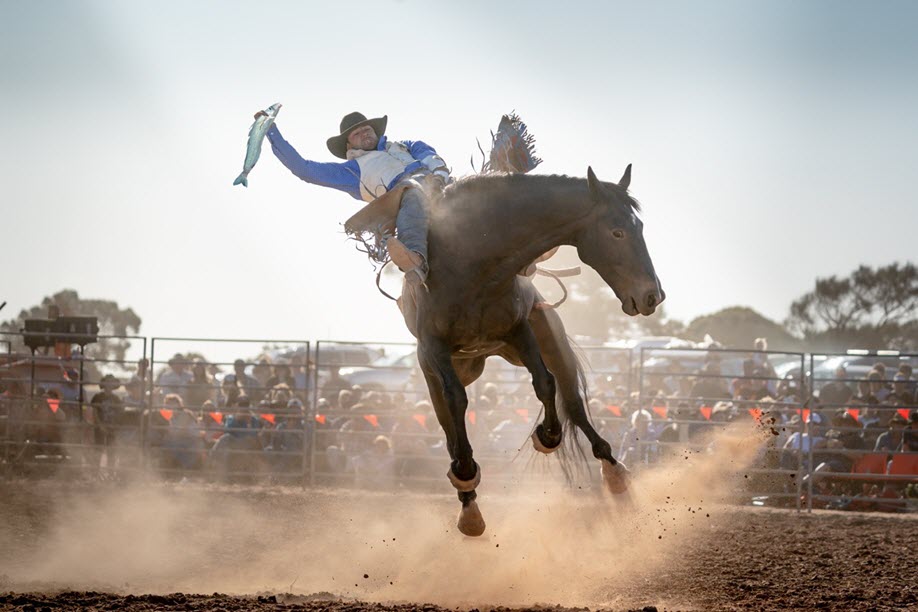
[[1, 427, 915, 611]]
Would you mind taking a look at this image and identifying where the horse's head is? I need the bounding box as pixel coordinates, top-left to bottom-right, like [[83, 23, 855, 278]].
[[575, 165, 665, 316]]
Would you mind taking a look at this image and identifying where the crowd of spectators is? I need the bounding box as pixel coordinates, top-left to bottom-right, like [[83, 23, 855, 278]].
[[1, 339, 916, 504]]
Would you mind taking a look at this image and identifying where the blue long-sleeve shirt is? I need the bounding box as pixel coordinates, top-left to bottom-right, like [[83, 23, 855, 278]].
[[266, 124, 443, 201]]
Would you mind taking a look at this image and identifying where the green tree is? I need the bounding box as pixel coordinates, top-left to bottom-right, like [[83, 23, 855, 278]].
[[786, 262, 918, 351], [684, 306, 803, 351], [1, 289, 142, 373]]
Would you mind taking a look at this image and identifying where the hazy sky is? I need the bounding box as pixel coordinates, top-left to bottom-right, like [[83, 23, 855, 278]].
[[2, 0, 916, 345]]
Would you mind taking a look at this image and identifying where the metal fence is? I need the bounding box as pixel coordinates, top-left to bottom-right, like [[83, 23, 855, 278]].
[[2, 335, 916, 511]]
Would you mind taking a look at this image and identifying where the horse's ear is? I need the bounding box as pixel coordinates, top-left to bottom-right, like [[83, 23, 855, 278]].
[[587, 166, 603, 199], [618, 164, 632, 190]]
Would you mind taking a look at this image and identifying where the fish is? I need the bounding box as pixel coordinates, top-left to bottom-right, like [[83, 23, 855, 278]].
[[233, 102, 282, 187]]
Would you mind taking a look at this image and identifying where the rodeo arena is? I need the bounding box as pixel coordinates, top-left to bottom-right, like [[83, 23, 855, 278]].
[[1, 311, 917, 610], [3, 107, 918, 611]]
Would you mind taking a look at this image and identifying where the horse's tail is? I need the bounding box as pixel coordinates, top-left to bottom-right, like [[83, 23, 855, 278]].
[[549, 335, 595, 485]]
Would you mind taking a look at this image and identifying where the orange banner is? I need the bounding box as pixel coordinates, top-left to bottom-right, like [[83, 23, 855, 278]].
[[467, 410, 477, 425], [605, 405, 622, 417], [898, 408, 911, 421], [699, 406, 712, 421], [260, 413, 276, 425], [651, 406, 667, 420], [845, 408, 860, 422], [47, 398, 60, 413], [208, 411, 223, 424], [515, 408, 530, 422], [748, 408, 763, 423], [159, 409, 173, 421], [315, 414, 326, 425], [412, 413, 427, 429], [363, 414, 379, 428]]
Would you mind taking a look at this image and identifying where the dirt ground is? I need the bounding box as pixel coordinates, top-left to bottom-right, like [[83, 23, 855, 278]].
[[0, 428, 915, 611]]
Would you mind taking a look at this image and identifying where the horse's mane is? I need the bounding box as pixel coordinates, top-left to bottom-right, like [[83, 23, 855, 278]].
[[443, 172, 641, 213]]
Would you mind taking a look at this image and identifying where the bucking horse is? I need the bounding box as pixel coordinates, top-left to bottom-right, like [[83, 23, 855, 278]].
[[349, 164, 664, 536]]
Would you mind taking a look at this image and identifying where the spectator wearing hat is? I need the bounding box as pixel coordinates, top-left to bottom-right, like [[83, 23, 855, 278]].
[[90, 374, 124, 462], [874, 412, 908, 452], [157, 354, 193, 403]]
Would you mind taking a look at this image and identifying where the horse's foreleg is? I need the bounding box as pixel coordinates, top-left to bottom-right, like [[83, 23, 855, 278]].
[[505, 322, 562, 453], [529, 306, 630, 493], [418, 338, 485, 536]]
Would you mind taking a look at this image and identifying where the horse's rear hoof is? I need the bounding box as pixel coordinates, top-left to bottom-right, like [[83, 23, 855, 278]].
[[600, 459, 630, 494], [531, 424, 562, 454], [457, 500, 486, 537]]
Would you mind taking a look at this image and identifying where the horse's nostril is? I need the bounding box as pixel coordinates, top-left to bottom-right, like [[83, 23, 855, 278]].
[[647, 293, 657, 309]]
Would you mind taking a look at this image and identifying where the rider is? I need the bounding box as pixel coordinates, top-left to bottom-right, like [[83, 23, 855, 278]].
[[261, 111, 450, 284]]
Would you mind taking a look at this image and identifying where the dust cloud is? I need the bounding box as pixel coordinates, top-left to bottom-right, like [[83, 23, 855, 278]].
[[0, 423, 768, 609]]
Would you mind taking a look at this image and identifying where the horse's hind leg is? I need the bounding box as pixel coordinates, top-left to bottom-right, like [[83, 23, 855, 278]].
[[529, 306, 630, 494], [418, 337, 486, 536], [503, 322, 563, 453]]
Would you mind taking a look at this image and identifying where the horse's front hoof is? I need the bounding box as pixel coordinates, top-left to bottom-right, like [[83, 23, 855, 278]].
[[600, 459, 630, 494], [447, 462, 481, 492], [531, 424, 562, 454], [457, 500, 486, 537]]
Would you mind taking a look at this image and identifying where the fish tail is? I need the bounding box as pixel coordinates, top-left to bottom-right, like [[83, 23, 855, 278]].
[[233, 173, 248, 187]]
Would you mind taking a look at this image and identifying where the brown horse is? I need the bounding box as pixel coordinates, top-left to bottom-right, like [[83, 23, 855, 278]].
[[400, 165, 663, 536]]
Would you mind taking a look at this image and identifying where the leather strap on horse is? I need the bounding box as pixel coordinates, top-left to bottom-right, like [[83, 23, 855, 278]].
[[533, 265, 581, 309]]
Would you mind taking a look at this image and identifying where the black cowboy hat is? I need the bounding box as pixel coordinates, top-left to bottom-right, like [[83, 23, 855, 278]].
[[327, 112, 387, 159]]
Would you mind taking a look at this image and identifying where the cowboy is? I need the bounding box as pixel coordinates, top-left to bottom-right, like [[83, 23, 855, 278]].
[[260, 111, 450, 284]]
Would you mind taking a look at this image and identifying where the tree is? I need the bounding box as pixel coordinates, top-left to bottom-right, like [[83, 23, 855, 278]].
[[1, 289, 142, 374], [684, 306, 803, 351], [786, 262, 918, 351]]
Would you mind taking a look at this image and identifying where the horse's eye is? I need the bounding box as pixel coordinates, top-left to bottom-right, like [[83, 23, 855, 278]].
[[612, 229, 625, 239]]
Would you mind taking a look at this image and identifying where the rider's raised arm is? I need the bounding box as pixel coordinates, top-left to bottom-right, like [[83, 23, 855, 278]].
[[267, 125, 363, 200], [404, 140, 449, 178]]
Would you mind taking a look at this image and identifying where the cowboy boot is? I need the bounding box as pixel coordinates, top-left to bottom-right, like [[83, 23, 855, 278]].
[[387, 237, 427, 284]]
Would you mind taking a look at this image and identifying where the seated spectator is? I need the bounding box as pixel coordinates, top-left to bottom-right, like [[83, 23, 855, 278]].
[[264, 398, 306, 476], [160, 393, 205, 474], [352, 435, 397, 489], [818, 366, 853, 407], [232, 359, 263, 403], [209, 396, 265, 480], [266, 362, 296, 390], [891, 373, 915, 406], [489, 406, 532, 454], [157, 354, 193, 403], [734, 367, 772, 402], [782, 413, 827, 469], [618, 409, 659, 465], [898, 363, 916, 396], [874, 412, 908, 452], [689, 362, 730, 402], [868, 368, 892, 403], [216, 375, 242, 409], [186, 360, 214, 410], [775, 373, 803, 403]]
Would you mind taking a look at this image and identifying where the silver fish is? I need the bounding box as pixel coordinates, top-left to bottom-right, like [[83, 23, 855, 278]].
[[233, 102, 282, 187]]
